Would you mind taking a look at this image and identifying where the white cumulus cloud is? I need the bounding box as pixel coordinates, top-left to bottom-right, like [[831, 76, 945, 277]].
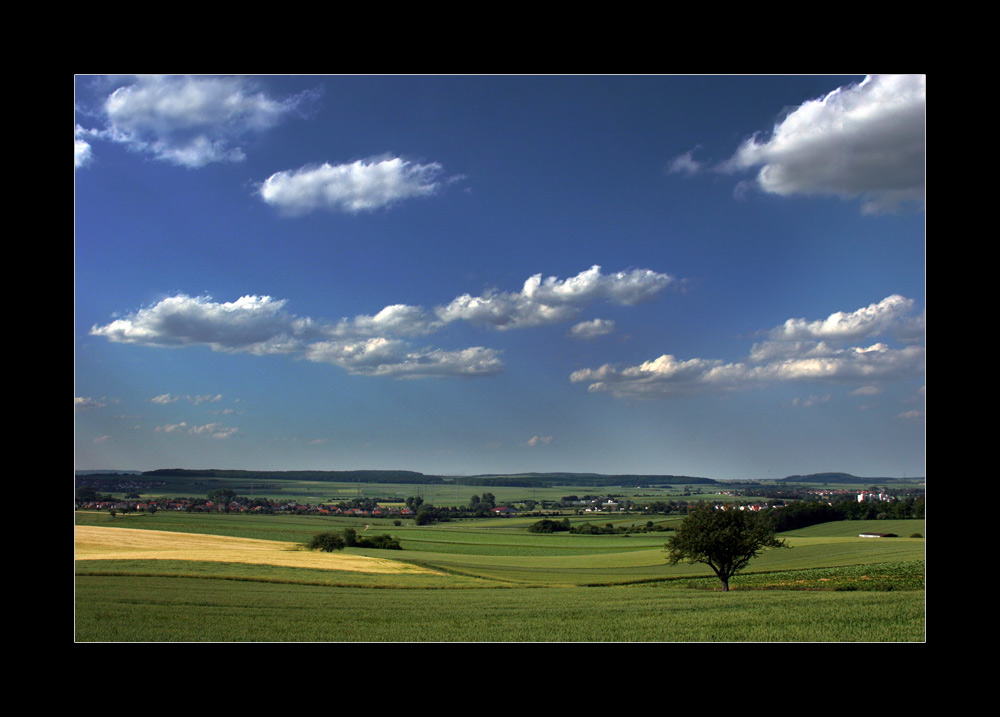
[[766, 294, 916, 343], [90, 294, 320, 355], [80, 75, 316, 168], [666, 148, 704, 175], [569, 318, 616, 340], [259, 157, 448, 214], [156, 421, 238, 439], [724, 74, 925, 214], [90, 266, 672, 381], [571, 295, 925, 399], [437, 266, 673, 330], [75, 139, 93, 169], [304, 339, 503, 378]]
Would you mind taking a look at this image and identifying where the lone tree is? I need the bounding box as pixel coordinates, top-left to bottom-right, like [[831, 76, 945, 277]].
[[666, 506, 788, 591], [306, 531, 346, 553]]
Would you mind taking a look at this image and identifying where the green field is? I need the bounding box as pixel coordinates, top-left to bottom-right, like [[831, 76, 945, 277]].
[[82, 474, 770, 507], [74, 510, 925, 642]]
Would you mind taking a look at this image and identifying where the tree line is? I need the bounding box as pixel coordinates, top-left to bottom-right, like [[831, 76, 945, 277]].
[[528, 518, 676, 535], [759, 496, 925, 532]]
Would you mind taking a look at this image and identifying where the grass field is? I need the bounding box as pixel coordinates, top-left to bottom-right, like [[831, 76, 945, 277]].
[[74, 510, 925, 642], [82, 475, 793, 508]]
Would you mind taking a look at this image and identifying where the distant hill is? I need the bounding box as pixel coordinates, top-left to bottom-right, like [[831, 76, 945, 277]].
[[132, 468, 717, 487], [80, 467, 918, 486], [777, 472, 922, 484], [450, 473, 716, 487], [75, 470, 142, 475], [140, 468, 439, 484]]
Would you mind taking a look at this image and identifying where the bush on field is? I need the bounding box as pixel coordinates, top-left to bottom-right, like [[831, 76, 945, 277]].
[[356, 533, 402, 550], [310, 528, 403, 551], [529, 518, 571, 533], [306, 532, 346, 552]]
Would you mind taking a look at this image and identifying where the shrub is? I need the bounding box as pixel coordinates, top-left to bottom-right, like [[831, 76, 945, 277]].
[[306, 532, 346, 552], [528, 518, 570, 533], [358, 533, 402, 550]]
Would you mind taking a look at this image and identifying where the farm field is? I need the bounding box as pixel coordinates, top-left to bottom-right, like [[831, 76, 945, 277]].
[[83, 473, 779, 508], [74, 510, 925, 642]]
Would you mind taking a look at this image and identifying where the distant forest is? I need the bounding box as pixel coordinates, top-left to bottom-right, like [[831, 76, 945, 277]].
[[82, 468, 921, 488], [777, 472, 924, 484], [138, 468, 718, 488]]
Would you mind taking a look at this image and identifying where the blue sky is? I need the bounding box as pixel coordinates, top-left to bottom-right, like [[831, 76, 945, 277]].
[[74, 75, 925, 481]]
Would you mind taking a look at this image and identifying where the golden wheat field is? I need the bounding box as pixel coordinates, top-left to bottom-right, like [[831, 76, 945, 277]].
[[74, 525, 441, 575]]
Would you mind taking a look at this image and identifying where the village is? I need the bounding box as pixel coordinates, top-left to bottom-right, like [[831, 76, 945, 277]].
[[75, 484, 912, 520]]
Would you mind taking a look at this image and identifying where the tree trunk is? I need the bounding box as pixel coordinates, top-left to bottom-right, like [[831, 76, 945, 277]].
[[719, 576, 730, 591]]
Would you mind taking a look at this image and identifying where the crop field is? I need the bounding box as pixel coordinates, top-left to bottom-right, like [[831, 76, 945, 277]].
[[74, 510, 925, 642]]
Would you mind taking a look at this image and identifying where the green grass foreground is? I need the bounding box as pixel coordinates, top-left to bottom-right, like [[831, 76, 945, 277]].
[[75, 573, 923, 642], [75, 511, 925, 642]]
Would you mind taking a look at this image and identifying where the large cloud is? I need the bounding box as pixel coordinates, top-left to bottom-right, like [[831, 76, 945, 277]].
[[723, 75, 926, 213], [90, 266, 672, 379], [766, 294, 916, 343], [83, 75, 316, 168], [571, 295, 925, 398], [89, 294, 320, 355], [259, 157, 449, 214]]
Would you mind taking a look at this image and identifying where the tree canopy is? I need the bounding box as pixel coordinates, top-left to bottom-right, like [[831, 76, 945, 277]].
[[666, 507, 788, 591], [306, 531, 346, 552]]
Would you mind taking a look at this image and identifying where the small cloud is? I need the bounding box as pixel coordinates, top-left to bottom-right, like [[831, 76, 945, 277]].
[[84, 75, 318, 168], [897, 409, 924, 420], [156, 421, 238, 439], [791, 394, 830, 407], [75, 125, 99, 169], [188, 394, 223, 405], [258, 156, 451, 215], [188, 423, 239, 439], [151, 393, 223, 405], [569, 318, 616, 340], [850, 385, 883, 396], [75, 140, 93, 169], [666, 148, 704, 175], [75, 396, 106, 411], [304, 340, 503, 379], [526, 435, 553, 447]]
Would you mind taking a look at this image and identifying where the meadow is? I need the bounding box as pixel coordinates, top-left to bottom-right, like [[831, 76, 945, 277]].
[[74, 506, 925, 642]]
